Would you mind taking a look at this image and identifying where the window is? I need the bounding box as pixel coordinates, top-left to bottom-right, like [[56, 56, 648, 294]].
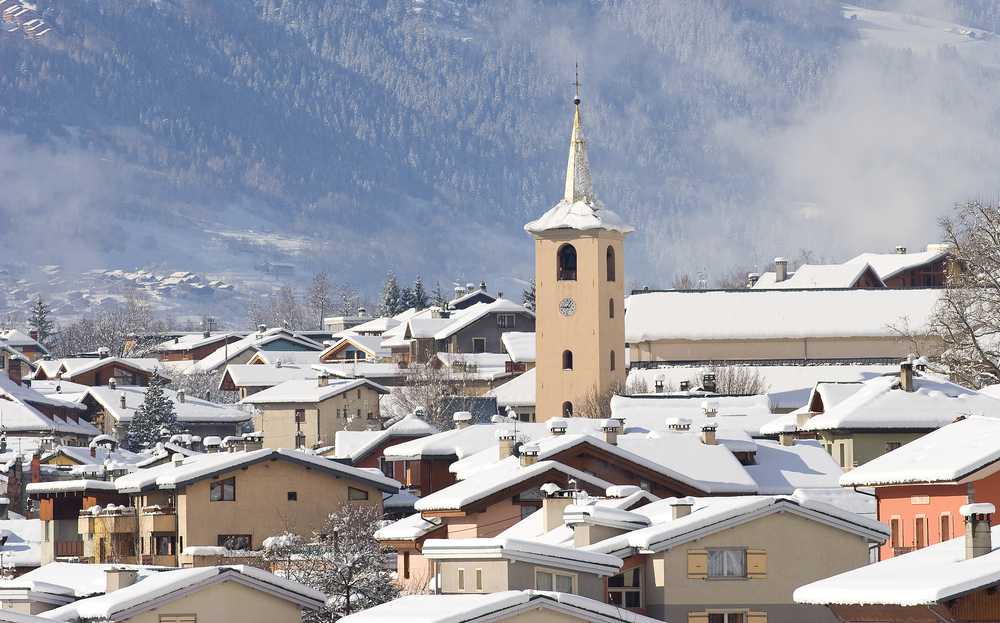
[[608, 567, 641, 608], [707, 614, 746, 623], [609, 298, 615, 318], [497, 313, 516, 328], [218, 534, 251, 550], [209, 477, 235, 502], [348, 487, 369, 501], [458, 568, 466, 592], [402, 551, 411, 579], [562, 350, 573, 370], [367, 411, 375, 420], [562, 401, 573, 417], [475, 568, 483, 591], [606, 245, 616, 281], [287, 491, 298, 501], [610, 350, 616, 371], [557, 244, 577, 281], [707, 549, 746, 578], [915, 516, 927, 548], [941, 514, 951, 541], [473, 338, 487, 354], [521, 505, 538, 519], [890, 517, 902, 549], [838, 444, 846, 468], [152, 534, 176, 556], [380, 457, 394, 478], [294, 408, 306, 423], [535, 569, 575, 593]]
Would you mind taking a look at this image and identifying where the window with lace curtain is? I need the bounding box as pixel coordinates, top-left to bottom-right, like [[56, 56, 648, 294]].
[[707, 549, 746, 578]]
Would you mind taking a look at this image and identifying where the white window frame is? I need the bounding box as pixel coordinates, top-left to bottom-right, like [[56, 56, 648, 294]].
[[457, 568, 466, 592], [534, 567, 577, 593], [497, 313, 516, 329]]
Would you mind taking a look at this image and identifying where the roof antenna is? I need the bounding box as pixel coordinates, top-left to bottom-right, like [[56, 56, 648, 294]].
[[573, 61, 581, 105]]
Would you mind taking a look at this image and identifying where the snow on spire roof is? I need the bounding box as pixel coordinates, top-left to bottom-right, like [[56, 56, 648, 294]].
[[524, 92, 633, 236]]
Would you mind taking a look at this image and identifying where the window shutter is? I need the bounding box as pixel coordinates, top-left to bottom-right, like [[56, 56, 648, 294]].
[[747, 550, 767, 578], [686, 613, 709, 623], [687, 550, 708, 579], [748, 612, 768, 623]]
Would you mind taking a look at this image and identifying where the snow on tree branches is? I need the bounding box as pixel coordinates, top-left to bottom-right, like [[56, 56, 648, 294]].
[[126, 374, 178, 450]]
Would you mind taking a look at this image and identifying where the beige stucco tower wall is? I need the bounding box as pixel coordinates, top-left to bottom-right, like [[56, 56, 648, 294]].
[[526, 92, 632, 422]]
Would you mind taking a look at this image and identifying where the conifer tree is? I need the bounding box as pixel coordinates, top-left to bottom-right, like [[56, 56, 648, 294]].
[[398, 286, 415, 312], [28, 296, 53, 344], [412, 276, 429, 310], [378, 273, 401, 316], [431, 281, 448, 308], [522, 278, 536, 311], [126, 374, 177, 450]]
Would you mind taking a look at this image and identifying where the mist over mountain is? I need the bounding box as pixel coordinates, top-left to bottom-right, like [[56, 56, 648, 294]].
[[2, 0, 1000, 312]]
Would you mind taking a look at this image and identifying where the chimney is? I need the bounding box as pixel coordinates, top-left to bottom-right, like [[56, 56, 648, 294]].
[[28, 329, 38, 341], [679, 380, 691, 392], [0, 496, 9, 520], [202, 330, 210, 339], [172, 452, 185, 467], [520, 444, 539, 467], [746, 272, 760, 288], [670, 497, 694, 520], [701, 373, 717, 393], [318, 372, 330, 387], [105, 568, 138, 593], [547, 418, 568, 436], [600, 419, 622, 445], [453, 411, 472, 429], [90, 445, 97, 458], [543, 489, 576, 532], [30, 453, 40, 483], [701, 424, 717, 446], [256, 324, 267, 338], [666, 417, 691, 432], [498, 430, 518, 460], [774, 257, 788, 283], [98, 347, 110, 359], [479, 280, 487, 292], [358, 307, 367, 318], [654, 374, 665, 393], [899, 359, 915, 392], [895, 245, 907, 255], [454, 285, 466, 298], [795, 410, 811, 429], [176, 389, 185, 403], [962, 503, 995, 559], [701, 400, 719, 418], [173, 337, 179, 344], [778, 424, 797, 446], [108, 377, 117, 390]]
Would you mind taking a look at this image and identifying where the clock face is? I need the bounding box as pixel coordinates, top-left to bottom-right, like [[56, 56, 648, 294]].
[[559, 297, 576, 317]]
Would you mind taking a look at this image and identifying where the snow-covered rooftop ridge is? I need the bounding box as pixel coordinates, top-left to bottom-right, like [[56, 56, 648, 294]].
[[114, 448, 399, 493], [625, 288, 942, 343], [840, 416, 1000, 487], [85, 385, 250, 424], [0, 562, 166, 599], [431, 298, 533, 341], [752, 261, 883, 290], [191, 327, 322, 373], [337, 590, 664, 623], [375, 512, 442, 541], [421, 536, 623, 575], [794, 524, 1000, 607], [500, 331, 535, 363], [333, 413, 439, 462], [221, 363, 317, 388], [239, 376, 389, 405], [802, 374, 1000, 432], [155, 331, 241, 352], [38, 565, 325, 621]]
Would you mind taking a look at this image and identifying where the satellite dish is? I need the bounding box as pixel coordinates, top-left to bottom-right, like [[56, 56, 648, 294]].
[[511, 441, 523, 458]]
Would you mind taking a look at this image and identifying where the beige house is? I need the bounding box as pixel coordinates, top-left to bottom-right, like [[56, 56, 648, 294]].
[[0, 563, 324, 622], [29, 448, 398, 567], [241, 374, 389, 449], [525, 92, 631, 422]]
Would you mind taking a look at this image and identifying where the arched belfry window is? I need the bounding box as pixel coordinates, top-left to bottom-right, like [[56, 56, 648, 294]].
[[610, 350, 616, 371], [606, 246, 616, 282], [557, 244, 577, 281], [609, 298, 615, 319], [562, 401, 573, 417], [562, 350, 574, 370]]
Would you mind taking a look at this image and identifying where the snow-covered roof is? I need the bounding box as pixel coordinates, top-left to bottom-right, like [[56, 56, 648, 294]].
[[191, 328, 323, 373], [245, 350, 323, 366], [432, 299, 533, 341], [422, 536, 623, 576], [0, 519, 43, 568], [313, 362, 407, 380], [431, 352, 513, 381], [486, 367, 536, 407], [500, 331, 535, 363], [0, 378, 98, 436], [337, 590, 662, 623], [155, 332, 241, 353], [0, 376, 85, 412], [794, 524, 1000, 607], [0, 562, 165, 599], [0, 329, 44, 350], [333, 413, 439, 462], [752, 262, 884, 290], [610, 394, 779, 437], [320, 334, 390, 360], [414, 459, 613, 512], [84, 385, 250, 425], [27, 380, 92, 402], [840, 416, 1000, 487], [240, 377, 389, 405], [848, 247, 949, 281], [41, 445, 142, 467], [586, 492, 888, 558], [743, 440, 844, 494], [524, 199, 634, 235], [625, 288, 942, 343], [349, 315, 401, 335], [375, 512, 443, 542], [39, 565, 325, 621], [114, 448, 399, 494], [45, 357, 162, 382], [222, 363, 316, 389], [801, 374, 1000, 431]]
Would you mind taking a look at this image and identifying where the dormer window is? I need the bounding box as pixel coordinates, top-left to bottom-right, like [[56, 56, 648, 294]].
[[557, 244, 577, 281]]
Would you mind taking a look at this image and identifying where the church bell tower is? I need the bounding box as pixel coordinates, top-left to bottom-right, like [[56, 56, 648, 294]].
[[524, 84, 633, 422]]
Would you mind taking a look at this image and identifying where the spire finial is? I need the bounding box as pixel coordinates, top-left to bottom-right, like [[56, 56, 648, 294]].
[[563, 64, 594, 205], [573, 62, 581, 106]]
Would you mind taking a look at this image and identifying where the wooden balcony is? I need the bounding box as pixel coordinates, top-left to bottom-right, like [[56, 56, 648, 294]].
[[139, 509, 177, 534], [79, 512, 137, 535], [54, 540, 83, 558]]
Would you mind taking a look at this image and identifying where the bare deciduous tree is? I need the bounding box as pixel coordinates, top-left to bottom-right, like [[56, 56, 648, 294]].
[[691, 366, 770, 395], [391, 363, 479, 429], [51, 292, 162, 357]]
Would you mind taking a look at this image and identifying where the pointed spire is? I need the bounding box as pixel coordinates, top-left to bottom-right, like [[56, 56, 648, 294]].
[[563, 66, 595, 205]]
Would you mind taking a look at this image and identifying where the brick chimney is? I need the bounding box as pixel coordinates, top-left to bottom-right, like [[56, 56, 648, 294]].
[[519, 444, 539, 467], [962, 503, 994, 559], [498, 430, 518, 460]]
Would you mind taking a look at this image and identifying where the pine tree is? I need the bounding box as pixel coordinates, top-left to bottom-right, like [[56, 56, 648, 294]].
[[28, 296, 53, 344], [398, 286, 415, 312], [431, 281, 448, 308], [412, 276, 429, 310], [126, 374, 178, 450], [378, 273, 401, 317], [522, 278, 536, 311]]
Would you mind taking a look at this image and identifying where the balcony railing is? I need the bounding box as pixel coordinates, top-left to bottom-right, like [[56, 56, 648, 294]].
[[54, 540, 83, 557]]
